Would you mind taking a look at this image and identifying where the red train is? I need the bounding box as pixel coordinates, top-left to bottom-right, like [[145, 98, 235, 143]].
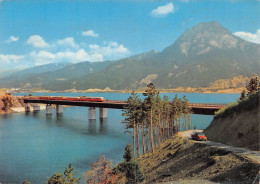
[[24, 96, 105, 102]]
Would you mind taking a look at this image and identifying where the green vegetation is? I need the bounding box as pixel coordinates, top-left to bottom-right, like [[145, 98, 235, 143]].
[[122, 83, 192, 156], [215, 77, 259, 119], [1, 22, 259, 91], [138, 134, 259, 184], [47, 164, 80, 184], [114, 144, 145, 184]]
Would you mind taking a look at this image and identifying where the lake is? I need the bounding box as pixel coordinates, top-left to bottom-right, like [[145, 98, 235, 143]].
[[0, 92, 239, 183]]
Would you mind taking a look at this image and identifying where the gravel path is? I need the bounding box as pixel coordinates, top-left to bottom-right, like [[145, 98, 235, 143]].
[[179, 130, 260, 164]]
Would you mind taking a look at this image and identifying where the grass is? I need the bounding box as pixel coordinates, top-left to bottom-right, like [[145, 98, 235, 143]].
[[214, 90, 259, 120]]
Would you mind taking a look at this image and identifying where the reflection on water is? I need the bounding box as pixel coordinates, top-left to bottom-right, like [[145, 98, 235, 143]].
[[99, 119, 108, 134], [0, 93, 239, 184]]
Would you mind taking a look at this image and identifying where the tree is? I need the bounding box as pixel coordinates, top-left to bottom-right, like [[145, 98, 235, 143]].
[[85, 156, 117, 184], [64, 164, 80, 184], [246, 77, 259, 94], [239, 90, 246, 101], [1, 93, 13, 112], [48, 164, 80, 184], [123, 144, 133, 162], [48, 173, 65, 184], [114, 145, 144, 184], [143, 83, 159, 153]]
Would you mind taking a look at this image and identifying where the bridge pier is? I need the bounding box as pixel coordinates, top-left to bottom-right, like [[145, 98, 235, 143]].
[[46, 104, 52, 115], [88, 107, 96, 120], [99, 108, 107, 119], [25, 104, 31, 112], [56, 105, 63, 114], [32, 104, 40, 112]]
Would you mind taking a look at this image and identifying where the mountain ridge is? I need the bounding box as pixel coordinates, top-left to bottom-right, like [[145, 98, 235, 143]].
[[0, 21, 259, 91]]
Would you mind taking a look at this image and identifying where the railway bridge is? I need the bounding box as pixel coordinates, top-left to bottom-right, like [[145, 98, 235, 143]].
[[21, 96, 227, 119]]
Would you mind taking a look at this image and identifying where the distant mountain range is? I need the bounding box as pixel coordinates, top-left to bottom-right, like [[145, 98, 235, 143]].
[[0, 21, 259, 91]]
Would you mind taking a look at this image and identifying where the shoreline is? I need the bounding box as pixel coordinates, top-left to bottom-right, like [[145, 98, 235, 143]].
[[8, 87, 244, 94]]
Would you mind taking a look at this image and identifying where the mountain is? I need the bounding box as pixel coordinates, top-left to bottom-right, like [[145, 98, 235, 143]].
[[0, 60, 114, 90], [73, 21, 259, 90], [0, 21, 259, 90], [0, 62, 71, 79]]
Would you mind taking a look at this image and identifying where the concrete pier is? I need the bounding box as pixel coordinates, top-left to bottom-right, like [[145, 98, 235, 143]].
[[56, 105, 63, 114], [46, 104, 52, 115], [88, 107, 96, 120], [99, 108, 107, 119], [25, 104, 31, 112], [32, 104, 40, 112]]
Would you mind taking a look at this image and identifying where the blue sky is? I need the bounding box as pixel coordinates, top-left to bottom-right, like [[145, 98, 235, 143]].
[[0, 0, 259, 70]]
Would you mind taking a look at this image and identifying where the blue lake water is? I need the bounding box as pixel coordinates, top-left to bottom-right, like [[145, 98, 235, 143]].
[[0, 92, 239, 183]]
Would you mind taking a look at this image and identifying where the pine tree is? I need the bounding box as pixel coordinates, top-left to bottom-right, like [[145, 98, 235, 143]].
[[122, 92, 141, 157], [64, 164, 80, 184], [246, 77, 259, 94], [123, 144, 133, 162], [239, 90, 246, 101], [143, 83, 159, 153], [48, 164, 80, 184]]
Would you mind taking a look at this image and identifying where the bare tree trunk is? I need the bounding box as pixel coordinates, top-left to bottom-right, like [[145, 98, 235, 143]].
[[133, 120, 136, 158], [176, 115, 178, 132], [136, 122, 140, 157], [167, 116, 170, 139], [158, 114, 161, 144], [150, 109, 154, 153], [141, 122, 146, 155], [162, 119, 165, 142], [145, 127, 149, 153]]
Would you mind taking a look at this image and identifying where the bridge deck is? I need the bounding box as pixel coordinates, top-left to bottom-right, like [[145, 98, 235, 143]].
[[22, 97, 227, 115]]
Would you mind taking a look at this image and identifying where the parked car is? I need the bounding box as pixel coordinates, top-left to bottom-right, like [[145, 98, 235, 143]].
[[191, 132, 207, 141]]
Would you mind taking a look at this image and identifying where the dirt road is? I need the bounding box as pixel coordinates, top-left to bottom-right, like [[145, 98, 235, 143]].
[[179, 130, 260, 164]]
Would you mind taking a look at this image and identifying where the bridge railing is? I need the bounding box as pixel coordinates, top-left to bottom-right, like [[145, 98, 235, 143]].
[[189, 103, 227, 107]]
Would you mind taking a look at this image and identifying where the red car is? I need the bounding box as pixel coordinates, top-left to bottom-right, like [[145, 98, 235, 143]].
[[191, 132, 207, 141]]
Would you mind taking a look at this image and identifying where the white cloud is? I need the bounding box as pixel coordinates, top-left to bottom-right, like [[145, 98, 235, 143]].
[[151, 3, 174, 17], [82, 30, 99, 37], [89, 41, 130, 60], [0, 54, 24, 64], [26, 35, 49, 48], [233, 29, 260, 44], [30, 51, 55, 65], [6, 36, 19, 43], [29, 49, 103, 66], [57, 37, 79, 48], [89, 44, 99, 50]]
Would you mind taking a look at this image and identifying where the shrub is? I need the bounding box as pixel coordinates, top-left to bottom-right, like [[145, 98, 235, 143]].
[[214, 91, 259, 119]]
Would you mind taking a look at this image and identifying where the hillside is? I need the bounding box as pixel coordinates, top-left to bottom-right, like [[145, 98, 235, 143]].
[[0, 90, 22, 114], [138, 135, 259, 184], [204, 91, 260, 151], [0, 60, 114, 90], [73, 21, 260, 90], [0, 21, 259, 90]]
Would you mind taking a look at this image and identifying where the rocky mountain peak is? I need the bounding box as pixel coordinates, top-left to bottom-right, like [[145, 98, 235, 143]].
[[163, 21, 242, 56]]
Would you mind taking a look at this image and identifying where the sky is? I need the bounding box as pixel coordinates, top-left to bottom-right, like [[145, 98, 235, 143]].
[[0, 0, 259, 70]]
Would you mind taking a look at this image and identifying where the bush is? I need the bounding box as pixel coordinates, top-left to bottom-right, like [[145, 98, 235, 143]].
[[114, 144, 145, 184], [214, 91, 259, 119], [114, 160, 145, 184]]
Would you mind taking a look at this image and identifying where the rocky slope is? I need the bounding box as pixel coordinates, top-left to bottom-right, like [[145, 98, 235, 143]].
[[0, 91, 22, 114], [138, 135, 259, 184], [204, 92, 259, 151]]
